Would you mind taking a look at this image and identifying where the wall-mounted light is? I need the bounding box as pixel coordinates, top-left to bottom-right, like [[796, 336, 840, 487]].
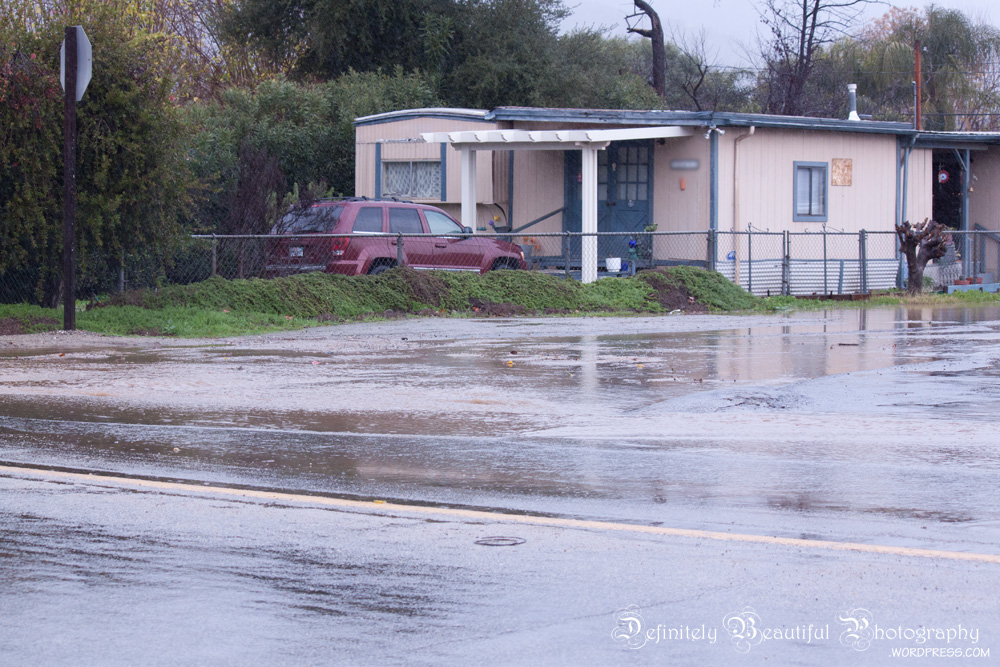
[[703, 125, 725, 139]]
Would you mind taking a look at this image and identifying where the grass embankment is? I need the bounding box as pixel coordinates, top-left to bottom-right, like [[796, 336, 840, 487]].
[[0, 266, 996, 337]]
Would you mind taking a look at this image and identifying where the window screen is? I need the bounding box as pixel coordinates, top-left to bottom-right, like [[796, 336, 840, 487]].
[[382, 161, 441, 199]]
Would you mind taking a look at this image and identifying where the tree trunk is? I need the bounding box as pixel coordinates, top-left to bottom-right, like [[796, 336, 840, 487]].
[[896, 219, 948, 295], [903, 244, 925, 295], [629, 0, 666, 99]]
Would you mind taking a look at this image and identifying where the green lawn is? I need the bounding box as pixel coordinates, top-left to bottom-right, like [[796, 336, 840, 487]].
[[1, 267, 996, 338]]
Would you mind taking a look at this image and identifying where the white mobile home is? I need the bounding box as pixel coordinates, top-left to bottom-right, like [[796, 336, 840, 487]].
[[355, 106, 1000, 286]]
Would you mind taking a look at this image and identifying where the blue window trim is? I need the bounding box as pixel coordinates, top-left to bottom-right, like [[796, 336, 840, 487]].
[[793, 161, 828, 222], [375, 143, 382, 198], [440, 143, 447, 201]]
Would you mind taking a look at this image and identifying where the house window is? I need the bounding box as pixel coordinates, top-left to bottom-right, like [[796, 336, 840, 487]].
[[793, 161, 828, 222], [382, 161, 441, 199]]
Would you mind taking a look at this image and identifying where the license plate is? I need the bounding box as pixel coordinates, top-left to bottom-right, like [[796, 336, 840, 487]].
[[289, 246, 304, 257]]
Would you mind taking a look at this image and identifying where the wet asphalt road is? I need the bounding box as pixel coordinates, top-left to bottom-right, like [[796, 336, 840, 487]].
[[1, 307, 1000, 665]]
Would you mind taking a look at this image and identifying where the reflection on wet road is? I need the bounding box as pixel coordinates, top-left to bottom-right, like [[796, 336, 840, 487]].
[[2, 307, 1000, 664]]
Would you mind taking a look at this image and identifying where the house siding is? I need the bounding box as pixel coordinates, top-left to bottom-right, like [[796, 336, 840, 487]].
[[355, 117, 497, 208], [724, 128, 929, 234], [970, 147, 1000, 231]]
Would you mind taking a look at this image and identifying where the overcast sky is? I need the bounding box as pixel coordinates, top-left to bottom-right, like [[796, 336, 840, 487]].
[[560, 0, 999, 66]]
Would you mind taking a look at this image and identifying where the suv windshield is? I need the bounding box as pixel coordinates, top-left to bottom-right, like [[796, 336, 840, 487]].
[[273, 205, 343, 234]]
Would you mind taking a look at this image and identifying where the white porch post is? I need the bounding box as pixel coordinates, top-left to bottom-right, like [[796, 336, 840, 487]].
[[581, 146, 599, 284], [461, 147, 477, 232]]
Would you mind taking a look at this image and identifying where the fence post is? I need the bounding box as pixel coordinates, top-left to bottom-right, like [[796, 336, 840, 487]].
[[707, 229, 717, 272], [119, 250, 125, 293], [822, 228, 828, 294], [859, 229, 868, 293], [397, 233, 405, 266], [974, 231, 981, 278], [747, 230, 753, 295], [781, 230, 790, 296], [211, 236, 217, 278], [563, 232, 571, 279]]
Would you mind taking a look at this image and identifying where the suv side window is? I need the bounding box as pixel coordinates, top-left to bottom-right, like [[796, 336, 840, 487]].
[[352, 206, 384, 233], [388, 207, 424, 234], [425, 210, 464, 235]]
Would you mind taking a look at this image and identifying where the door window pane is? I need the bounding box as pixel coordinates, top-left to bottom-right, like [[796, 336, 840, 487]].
[[389, 207, 424, 233], [425, 209, 464, 234], [352, 207, 383, 233]]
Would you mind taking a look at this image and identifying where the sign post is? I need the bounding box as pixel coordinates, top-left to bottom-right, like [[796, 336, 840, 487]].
[[60, 25, 91, 330]]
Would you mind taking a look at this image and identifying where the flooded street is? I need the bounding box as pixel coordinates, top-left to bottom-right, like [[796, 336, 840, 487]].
[[2, 307, 999, 664]]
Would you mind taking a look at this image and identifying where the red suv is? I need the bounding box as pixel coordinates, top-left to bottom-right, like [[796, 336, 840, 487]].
[[265, 198, 526, 276]]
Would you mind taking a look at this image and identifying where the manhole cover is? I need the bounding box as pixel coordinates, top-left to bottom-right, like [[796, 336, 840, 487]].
[[474, 536, 526, 547]]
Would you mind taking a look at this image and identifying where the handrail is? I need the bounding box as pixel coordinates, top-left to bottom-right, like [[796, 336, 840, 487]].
[[511, 207, 566, 234], [973, 224, 1000, 244]]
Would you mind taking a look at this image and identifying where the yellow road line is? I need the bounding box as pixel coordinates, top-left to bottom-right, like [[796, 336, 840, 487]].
[[3, 463, 999, 565]]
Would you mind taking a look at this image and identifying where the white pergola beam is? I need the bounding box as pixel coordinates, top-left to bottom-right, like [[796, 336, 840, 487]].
[[460, 147, 477, 233], [583, 126, 694, 142], [422, 125, 693, 147], [580, 147, 599, 284], [452, 141, 610, 152]]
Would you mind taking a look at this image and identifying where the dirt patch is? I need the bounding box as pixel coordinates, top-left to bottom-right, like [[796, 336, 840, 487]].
[[469, 298, 528, 317], [0, 316, 60, 335], [395, 268, 449, 308], [640, 270, 708, 312]]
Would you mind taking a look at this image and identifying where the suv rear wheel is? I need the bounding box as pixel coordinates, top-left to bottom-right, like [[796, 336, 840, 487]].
[[367, 261, 394, 275]]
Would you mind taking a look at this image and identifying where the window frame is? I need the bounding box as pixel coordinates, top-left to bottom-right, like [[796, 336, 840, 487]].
[[792, 161, 829, 223], [381, 160, 442, 200]]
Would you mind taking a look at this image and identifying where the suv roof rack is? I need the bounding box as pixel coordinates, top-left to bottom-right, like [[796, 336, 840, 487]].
[[310, 196, 416, 204]]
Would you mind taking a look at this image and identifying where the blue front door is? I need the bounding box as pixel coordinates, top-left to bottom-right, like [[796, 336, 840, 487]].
[[565, 141, 653, 260]]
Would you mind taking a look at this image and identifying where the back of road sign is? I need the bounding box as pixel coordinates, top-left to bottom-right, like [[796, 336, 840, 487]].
[[59, 26, 92, 102]]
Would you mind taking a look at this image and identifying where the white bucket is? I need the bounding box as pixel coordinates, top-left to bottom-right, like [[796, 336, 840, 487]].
[[605, 257, 622, 272]]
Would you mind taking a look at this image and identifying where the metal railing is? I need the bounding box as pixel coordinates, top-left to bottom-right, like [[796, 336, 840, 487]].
[[2, 229, 998, 305]]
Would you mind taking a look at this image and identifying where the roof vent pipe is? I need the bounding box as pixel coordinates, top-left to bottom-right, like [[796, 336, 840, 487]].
[[847, 84, 860, 121]]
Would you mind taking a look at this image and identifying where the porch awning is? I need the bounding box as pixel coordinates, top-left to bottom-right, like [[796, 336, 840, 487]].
[[420, 125, 693, 151], [421, 126, 694, 283]]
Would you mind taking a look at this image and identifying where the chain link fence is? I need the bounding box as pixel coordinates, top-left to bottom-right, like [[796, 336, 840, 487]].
[[4, 229, 1000, 305]]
